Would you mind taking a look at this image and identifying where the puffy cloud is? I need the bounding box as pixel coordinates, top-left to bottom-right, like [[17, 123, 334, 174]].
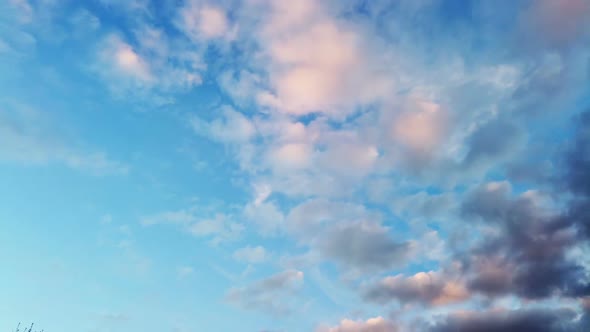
[[318, 317, 397, 332], [459, 181, 588, 299], [225, 270, 304, 315], [363, 271, 469, 306], [191, 106, 256, 144], [267, 143, 313, 171], [99, 34, 154, 85], [94, 31, 203, 101], [178, 2, 231, 40], [254, 0, 393, 116], [317, 143, 379, 177], [391, 100, 449, 161], [233, 246, 268, 264]]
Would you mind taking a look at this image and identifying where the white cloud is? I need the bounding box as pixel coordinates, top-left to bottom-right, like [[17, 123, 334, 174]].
[[267, 143, 313, 171], [191, 106, 256, 144], [189, 214, 244, 244], [178, 2, 231, 40], [104, 34, 154, 83], [92, 28, 203, 104], [244, 200, 284, 236], [254, 0, 394, 116], [233, 246, 268, 264]]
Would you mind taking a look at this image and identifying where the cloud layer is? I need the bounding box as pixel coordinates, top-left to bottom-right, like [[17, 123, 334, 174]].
[[4, 0, 590, 331]]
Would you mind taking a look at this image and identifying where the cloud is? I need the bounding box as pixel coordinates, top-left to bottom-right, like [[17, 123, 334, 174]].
[[459, 181, 588, 299], [520, 0, 590, 51], [252, 0, 394, 116], [267, 143, 313, 171], [141, 209, 243, 245], [68, 8, 101, 35], [317, 317, 398, 332], [363, 271, 469, 306], [317, 220, 409, 273], [391, 99, 449, 162], [243, 200, 284, 236], [99, 34, 154, 85], [93, 27, 203, 104], [283, 198, 411, 275], [191, 105, 256, 144], [225, 270, 304, 315], [286, 199, 372, 236], [8, 0, 33, 23], [233, 246, 268, 264], [177, 1, 231, 40], [428, 307, 585, 332], [562, 111, 590, 239]]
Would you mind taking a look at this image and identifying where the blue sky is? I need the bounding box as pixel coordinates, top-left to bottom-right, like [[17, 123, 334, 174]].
[[1, 0, 590, 331]]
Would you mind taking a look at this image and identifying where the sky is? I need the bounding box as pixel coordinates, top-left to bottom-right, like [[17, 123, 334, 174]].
[[1, 0, 590, 331]]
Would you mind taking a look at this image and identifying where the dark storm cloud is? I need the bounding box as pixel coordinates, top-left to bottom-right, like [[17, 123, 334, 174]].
[[429, 308, 586, 332], [562, 111, 590, 238], [459, 179, 588, 299]]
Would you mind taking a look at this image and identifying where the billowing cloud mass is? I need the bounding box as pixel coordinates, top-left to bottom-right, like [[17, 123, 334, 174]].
[[363, 271, 469, 306], [3, 0, 590, 331], [428, 307, 587, 332]]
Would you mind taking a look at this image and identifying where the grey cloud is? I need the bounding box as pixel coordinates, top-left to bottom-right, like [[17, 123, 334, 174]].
[[517, 0, 590, 52], [429, 308, 586, 332], [318, 220, 409, 272], [286, 199, 372, 236], [459, 180, 588, 299], [391, 191, 456, 223], [285, 200, 411, 274], [225, 270, 304, 315]]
